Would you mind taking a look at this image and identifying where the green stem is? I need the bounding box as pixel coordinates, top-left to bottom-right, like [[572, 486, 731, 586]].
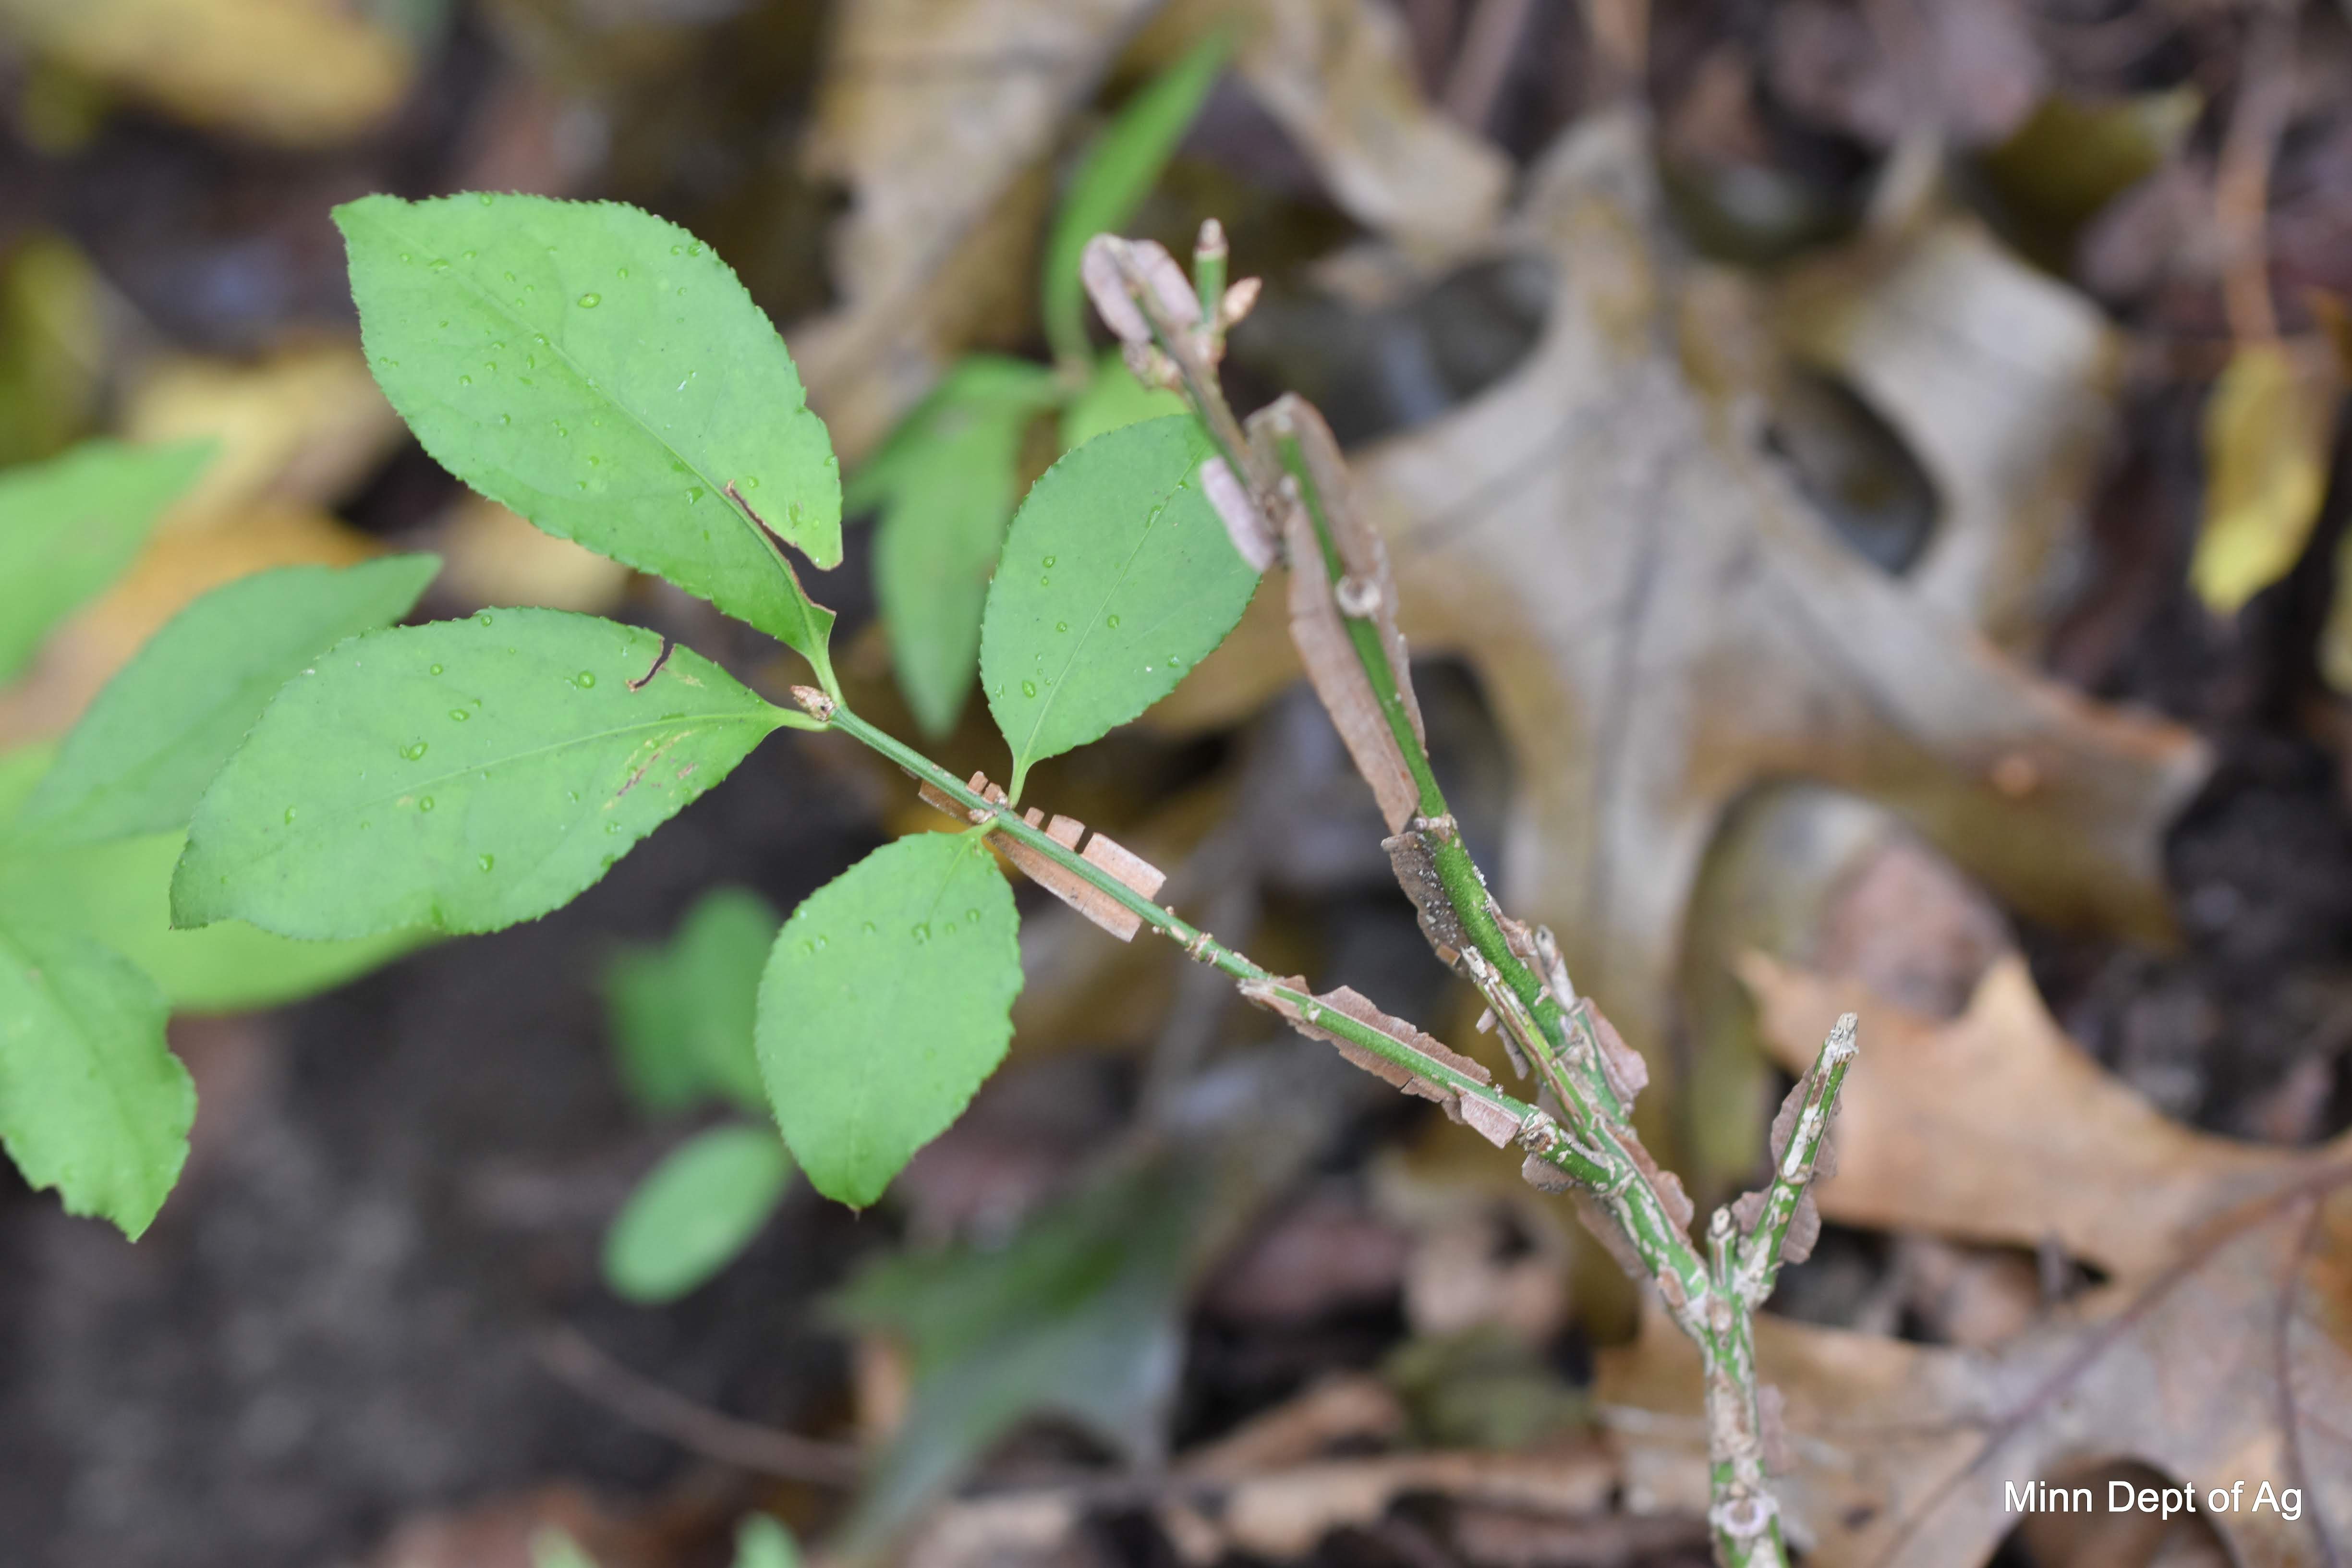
[[1133, 283, 1703, 1310], [1193, 220, 1228, 342], [1085, 233, 1864, 1568], [1706, 1213, 1786, 1568], [815, 699, 1611, 1190], [1265, 425, 1637, 1123], [1734, 1019, 1857, 1304]]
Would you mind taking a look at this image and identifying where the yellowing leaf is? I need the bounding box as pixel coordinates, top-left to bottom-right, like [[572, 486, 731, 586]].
[[0, 0, 413, 146], [121, 342, 405, 524], [0, 232, 105, 468], [2191, 339, 2342, 615], [1978, 88, 2202, 232], [2325, 532, 2352, 695]]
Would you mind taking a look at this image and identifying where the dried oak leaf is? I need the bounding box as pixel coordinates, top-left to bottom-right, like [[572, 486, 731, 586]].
[[1345, 110, 2206, 1146], [1599, 959, 2352, 1568], [1774, 214, 2123, 653], [1152, 0, 1509, 261]]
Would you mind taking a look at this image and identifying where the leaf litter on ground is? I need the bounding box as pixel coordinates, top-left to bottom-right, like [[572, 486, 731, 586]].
[[1599, 954, 2351, 1568]]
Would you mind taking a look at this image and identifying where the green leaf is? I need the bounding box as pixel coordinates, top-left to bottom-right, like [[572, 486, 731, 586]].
[[0, 917, 191, 1239], [756, 831, 1021, 1209], [20, 554, 442, 846], [172, 610, 801, 939], [602, 1122, 794, 1303], [829, 1157, 1206, 1544], [0, 742, 426, 1011], [864, 358, 1058, 736], [604, 885, 778, 1113], [1041, 30, 1233, 365], [981, 416, 1258, 794], [2, 831, 427, 1013], [1058, 350, 1187, 453], [732, 1516, 799, 1568], [0, 437, 214, 681], [334, 194, 842, 684], [846, 355, 1058, 515]]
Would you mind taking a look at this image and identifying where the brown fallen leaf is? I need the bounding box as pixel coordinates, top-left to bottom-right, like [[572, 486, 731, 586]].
[[1776, 215, 2123, 653], [1673, 201, 2112, 1182], [1346, 109, 2207, 1167], [1205, 1445, 1620, 1562], [794, 0, 1146, 454], [1148, 0, 1510, 262], [0, 0, 413, 146], [794, 0, 1509, 459], [1599, 960, 2352, 1568]]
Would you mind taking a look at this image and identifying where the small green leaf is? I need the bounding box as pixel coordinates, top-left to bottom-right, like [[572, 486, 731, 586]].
[[1041, 30, 1233, 365], [334, 194, 842, 683], [981, 416, 1258, 793], [605, 885, 778, 1113], [0, 917, 191, 1239], [732, 1516, 799, 1568], [756, 832, 1021, 1209], [20, 555, 441, 846], [1058, 350, 1188, 453], [863, 359, 1058, 736], [602, 1123, 794, 1303], [173, 610, 801, 939], [847, 355, 1059, 515], [0, 437, 214, 681]]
